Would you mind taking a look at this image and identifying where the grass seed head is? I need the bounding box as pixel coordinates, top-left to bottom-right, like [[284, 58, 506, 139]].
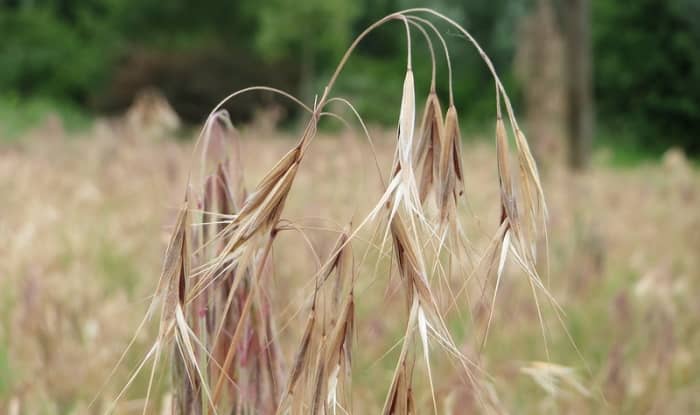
[[118, 10, 553, 415]]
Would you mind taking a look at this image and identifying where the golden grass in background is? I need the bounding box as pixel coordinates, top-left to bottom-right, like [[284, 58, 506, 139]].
[[1, 119, 698, 413]]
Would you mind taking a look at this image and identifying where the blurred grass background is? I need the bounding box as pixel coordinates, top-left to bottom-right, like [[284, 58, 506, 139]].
[[1, 0, 699, 414]]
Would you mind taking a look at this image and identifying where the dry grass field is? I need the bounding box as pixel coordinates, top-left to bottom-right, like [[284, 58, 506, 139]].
[[1, 119, 699, 414]]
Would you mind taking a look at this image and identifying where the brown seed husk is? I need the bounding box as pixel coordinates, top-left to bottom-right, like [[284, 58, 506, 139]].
[[513, 128, 546, 262], [415, 92, 444, 204], [445, 106, 465, 197], [437, 105, 464, 222], [496, 117, 514, 223]]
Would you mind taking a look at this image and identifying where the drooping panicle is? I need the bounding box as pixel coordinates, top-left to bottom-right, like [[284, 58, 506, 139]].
[[118, 10, 556, 415]]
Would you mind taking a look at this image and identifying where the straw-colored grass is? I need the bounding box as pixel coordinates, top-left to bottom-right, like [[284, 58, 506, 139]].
[[2, 120, 699, 413]]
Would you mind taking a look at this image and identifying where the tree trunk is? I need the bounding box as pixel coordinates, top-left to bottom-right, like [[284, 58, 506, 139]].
[[515, 0, 566, 169], [563, 0, 594, 170]]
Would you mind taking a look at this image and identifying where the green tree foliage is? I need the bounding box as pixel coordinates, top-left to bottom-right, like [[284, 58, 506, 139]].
[[325, 0, 527, 125], [256, 0, 358, 60], [593, 0, 700, 154], [255, 0, 359, 101], [0, 0, 698, 154], [0, 2, 118, 101]]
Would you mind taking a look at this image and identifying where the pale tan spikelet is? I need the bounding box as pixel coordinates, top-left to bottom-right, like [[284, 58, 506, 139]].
[[237, 145, 301, 220], [333, 236, 353, 308], [226, 120, 247, 210], [512, 128, 546, 262], [382, 299, 419, 415], [390, 367, 410, 415], [321, 228, 351, 283], [390, 211, 451, 336], [285, 298, 317, 398], [325, 293, 355, 411], [389, 215, 417, 311], [404, 357, 416, 415], [496, 116, 515, 225], [307, 227, 356, 412], [309, 339, 328, 415], [514, 129, 544, 200], [160, 203, 196, 413], [326, 292, 354, 368], [520, 361, 590, 398], [384, 357, 412, 415], [263, 308, 283, 407], [513, 129, 545, 219], [415, 92, 444, 203], [209, 236, 276, 406], [397, 70, 416, 170], [390, 215, 431, 309], [436, 105, 464, 222], [190, 153, 301, 302], [415, 92, 443, 163], [444, 106, 464, 198], [158, 202, 190, 334]]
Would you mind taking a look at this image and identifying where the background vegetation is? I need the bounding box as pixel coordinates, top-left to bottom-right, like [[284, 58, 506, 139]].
[[1, 2, 699, 414], [1, 0, 698, 154]]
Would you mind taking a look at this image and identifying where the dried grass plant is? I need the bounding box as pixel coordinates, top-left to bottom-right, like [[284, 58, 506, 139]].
[[99, 9, 569, 414]]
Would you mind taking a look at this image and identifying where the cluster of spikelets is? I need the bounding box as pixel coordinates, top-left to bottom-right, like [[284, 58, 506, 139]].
[[103, 8, 553, 414]]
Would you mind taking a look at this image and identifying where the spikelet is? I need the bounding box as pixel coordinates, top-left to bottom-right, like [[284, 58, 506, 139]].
[[495, 116, 514, 226], [161, 203, 194, 413], [521, 362, 590, 398], [513, 127, 546, 263], [446, 106, 465, 198], [397, 70, 416, 171], [415, 92, 444, 204], [286, 300, 316, 399], [309, 338, 328, 415], [277, 226, 356, 415], [382, 299, 419, 415], [188, 144, 303, 304], [388, 68, 425, 216], [157, 201, 190, 332], [323, 228, 355, 413], [437, 105, 464, 222]]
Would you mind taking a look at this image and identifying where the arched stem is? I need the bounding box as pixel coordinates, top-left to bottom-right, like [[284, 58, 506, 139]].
[[408, 15, 454, 104], [319, 14, 400, 105], [187, 86, 313, 186], [400, 8, 521, 131], [407, 18, 437, 92]]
